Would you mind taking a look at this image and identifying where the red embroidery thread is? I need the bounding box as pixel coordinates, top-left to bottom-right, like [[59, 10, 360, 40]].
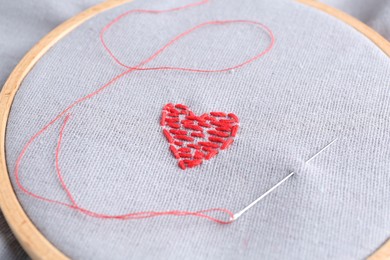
[[161, 104, 239, 170], [14, 0, 274, 224]]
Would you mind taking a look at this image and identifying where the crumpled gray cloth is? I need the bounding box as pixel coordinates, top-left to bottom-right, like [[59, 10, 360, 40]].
[[321, 0, 390, 41], [0, 0, 388, 259]]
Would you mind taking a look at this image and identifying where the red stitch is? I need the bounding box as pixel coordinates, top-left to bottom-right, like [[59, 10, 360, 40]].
[[184, 124, 203, 131], [198, 142, 220, 148], [169, 108, 180, 114], [175, 104, 188, 110], [205, 150, 219, 160], [228, 113, 239, 123], [200, 113, 208, 118], [167, 123, 181, 129], [187, 144, 201, 150], [170, 129, 187, 135], [202, 146, 218, 152], [175, 135, 194, 142], [198, 122, 211, 128], [194, 151, 204, 159], [185, 159, 203, 168], [216, 126, 231, 132], [221, 139, 234, 150], [219, 119, 235, 124], [185, 115, 198, 120], [191, 132, 205, 138], [163, 129, 174, 143], [165, 118, 179, 123], [160, 111, 167, 126], [178, 147, 191, 153], [221, 125, 233, 130], [209, 136, 225, 143], [231, 125, 239, 137], [163, 103, 174, 110], [174, 141, 184, 146], [179, 153, 192, 158], [181, 120, 194, 125], [178, 160, 186, 170], [168, 113, 179, 117], [169, 145, 180, 159], [210, 120, 224, 127], [210, 112, 227, 117], [219, 123, 234, 129], [207, 130, 230, 137]]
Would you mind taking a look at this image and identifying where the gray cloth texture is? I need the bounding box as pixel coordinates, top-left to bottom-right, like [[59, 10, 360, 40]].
[[4, 0, 390, 259], [1, 0, 390, 259], [320, 0, 390, 41]]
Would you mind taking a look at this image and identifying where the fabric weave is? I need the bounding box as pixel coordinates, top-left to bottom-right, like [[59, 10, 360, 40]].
[[1, 0, 390, 259]]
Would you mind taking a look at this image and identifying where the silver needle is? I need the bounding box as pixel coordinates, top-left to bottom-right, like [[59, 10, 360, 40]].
[[232, 138, 338, 221]]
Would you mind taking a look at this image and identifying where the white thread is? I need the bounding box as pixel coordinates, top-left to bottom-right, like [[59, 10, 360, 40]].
[[232, 138, 338, 221]]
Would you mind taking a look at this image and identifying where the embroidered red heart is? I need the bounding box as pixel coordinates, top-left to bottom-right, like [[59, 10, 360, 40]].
[[161, 103, 239, 170]]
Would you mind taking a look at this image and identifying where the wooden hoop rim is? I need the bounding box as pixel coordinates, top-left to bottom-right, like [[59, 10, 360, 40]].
[[0, 0, 388, 259]]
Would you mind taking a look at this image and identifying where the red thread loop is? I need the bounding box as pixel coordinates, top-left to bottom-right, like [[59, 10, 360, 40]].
[[14, 0, 274, 224]]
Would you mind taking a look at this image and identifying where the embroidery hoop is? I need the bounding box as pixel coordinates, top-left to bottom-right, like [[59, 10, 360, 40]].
[[0, 0, 389, 258]]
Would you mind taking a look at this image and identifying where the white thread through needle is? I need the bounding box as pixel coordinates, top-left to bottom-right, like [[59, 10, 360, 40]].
[[232, 138, 338, 221]]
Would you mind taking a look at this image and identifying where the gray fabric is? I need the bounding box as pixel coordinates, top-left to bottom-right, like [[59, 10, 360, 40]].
[[0, 212, 27, 260], [320, 0, 390, 41], [4, 0, 390, 259]]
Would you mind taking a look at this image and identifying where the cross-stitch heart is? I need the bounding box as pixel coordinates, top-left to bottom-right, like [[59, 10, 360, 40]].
[[161, 103, 239, 170]]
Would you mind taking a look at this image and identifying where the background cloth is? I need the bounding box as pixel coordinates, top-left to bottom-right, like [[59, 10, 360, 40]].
[[0, 0, 389, 259]]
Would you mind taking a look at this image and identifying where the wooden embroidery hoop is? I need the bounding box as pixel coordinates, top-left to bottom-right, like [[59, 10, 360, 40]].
[[0, 0, 389, 259]]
